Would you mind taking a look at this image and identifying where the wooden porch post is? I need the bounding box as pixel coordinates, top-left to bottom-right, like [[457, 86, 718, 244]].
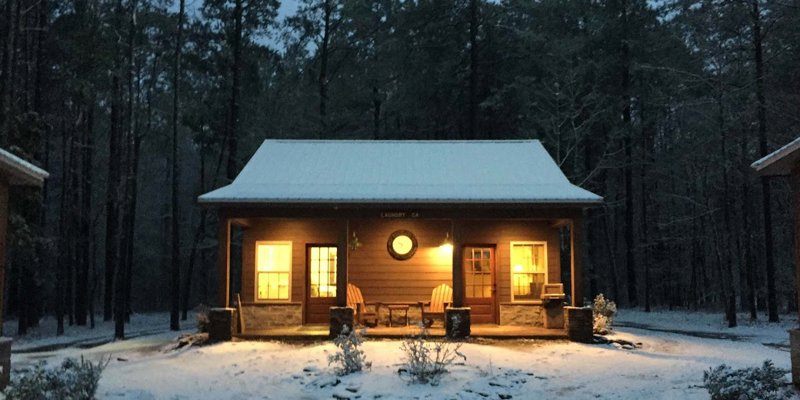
[[0, 180, 8, 336], [451, 220, 464, 307], [336, 219, 349, 307], [217, 210, 231, 308], [570, 217, 584, 307], [791, 165, 800, 324]]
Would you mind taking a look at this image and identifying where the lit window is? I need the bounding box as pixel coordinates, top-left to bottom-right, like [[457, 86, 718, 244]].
[[309, 246, 337, 298], [510, 242, 547, 301], [256, 242, 291, 301]]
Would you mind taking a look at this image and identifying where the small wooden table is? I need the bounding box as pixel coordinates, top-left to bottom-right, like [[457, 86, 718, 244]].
[[387, 304, 410, 327]]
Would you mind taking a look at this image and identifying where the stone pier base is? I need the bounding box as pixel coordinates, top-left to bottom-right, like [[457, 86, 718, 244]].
[[208, 307, 236, 342], [445, 307, 471, 339], [329, 307, 354, 338], [790, 329, 800, 387], [564, 306, 593, 343]]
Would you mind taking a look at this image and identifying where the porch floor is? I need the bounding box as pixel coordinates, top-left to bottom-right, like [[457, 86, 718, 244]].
[[234, 324, 567, 341]]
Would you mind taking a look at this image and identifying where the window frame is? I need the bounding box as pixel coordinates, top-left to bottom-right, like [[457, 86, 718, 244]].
[[307, 244, 339, 299], [509, 241, 548, 303], [254, 241, 293, 303]]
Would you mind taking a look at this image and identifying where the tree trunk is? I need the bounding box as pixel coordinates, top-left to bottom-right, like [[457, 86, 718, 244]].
[[318, 0, 331, 135], [0, 0, 16, 146], [751, 0, 778, 322], [620, 0, 636, 308], [75, 102, 92, 326], [170, 0, 185, 330], [55, 119, 69, 335], [105, 77, 122, 322], [468, 0, 478, 140], [115, 0, 136, 339], [226, 0, 243, 181]]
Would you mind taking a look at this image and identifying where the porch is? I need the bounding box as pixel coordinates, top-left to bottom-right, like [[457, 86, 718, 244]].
[[234, 324, 568, 341], [215, 210, 586, 339]]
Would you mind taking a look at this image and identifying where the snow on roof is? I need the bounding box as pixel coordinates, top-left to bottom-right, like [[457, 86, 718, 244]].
[[751, 136, 800, 176], [198, 140, 602, 205], [0, 147, 49, 186]]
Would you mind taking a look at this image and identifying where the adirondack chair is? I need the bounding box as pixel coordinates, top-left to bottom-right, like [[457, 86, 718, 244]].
[[347, 283, 380, 327], [418, 284, 453, 328]]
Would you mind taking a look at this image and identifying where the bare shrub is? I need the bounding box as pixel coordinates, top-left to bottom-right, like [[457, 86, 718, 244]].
[[398, 325, 466, 385], [592, 293, 617, 334], [328, 326, 371, 376], [195, 304, 210, 333]]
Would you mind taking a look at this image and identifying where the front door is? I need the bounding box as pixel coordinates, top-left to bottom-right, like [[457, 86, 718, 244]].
[[305, 245, 338, 324], [463, 246, 497, 324]]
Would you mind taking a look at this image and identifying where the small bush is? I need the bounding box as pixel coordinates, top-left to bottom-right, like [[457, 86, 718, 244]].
[[703, 360, 792, 400], [328, 326, 371, 376], [399, 325, 466, 385], [592, 293, 617, 334], [195, 304, 211, 333], [5, 356, 109, 400]]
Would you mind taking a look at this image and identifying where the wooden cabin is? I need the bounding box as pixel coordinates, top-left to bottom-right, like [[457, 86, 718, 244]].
[[199, 140, 601, 334]]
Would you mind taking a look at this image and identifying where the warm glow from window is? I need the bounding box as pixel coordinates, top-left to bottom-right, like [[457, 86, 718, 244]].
[[256, 242, 291, 301], [310, 246, 337, 298], [510, 242, 547, 302]]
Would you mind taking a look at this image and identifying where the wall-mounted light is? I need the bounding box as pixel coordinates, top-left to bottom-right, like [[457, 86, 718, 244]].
[[439, 232, 453, 253]]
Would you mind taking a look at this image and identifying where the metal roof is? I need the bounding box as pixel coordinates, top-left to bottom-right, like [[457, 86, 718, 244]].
[[751, 136, 800, 176], [0, 147, 49, 187], [198, 140, 603, 205]]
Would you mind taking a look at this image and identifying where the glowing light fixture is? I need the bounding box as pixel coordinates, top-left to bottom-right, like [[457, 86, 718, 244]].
[[439, 232, 453, 252]]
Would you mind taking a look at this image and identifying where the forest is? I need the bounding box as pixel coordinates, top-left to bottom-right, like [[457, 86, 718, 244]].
[[0, 0, 798, 337]]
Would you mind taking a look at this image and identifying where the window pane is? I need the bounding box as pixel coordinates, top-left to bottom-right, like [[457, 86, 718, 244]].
[[257, 243, 291, 272], [256, 243, 291, 300], [511, 243, 546, 301]]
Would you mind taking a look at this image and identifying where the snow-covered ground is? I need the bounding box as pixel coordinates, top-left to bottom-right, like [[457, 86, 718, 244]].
[[7, 309, 800, 399]]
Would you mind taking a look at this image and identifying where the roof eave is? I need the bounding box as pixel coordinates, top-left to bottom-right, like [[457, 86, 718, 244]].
[[197, 197, 604, 208], [751, 137, 800, 176]]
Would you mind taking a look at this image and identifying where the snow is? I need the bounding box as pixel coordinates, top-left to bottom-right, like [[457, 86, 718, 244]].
[[8, 309, 800, 399], [198, 140, 603, 204]]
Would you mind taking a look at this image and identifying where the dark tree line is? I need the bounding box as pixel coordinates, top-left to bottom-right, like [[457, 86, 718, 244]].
[[1, 0, 798, 337]]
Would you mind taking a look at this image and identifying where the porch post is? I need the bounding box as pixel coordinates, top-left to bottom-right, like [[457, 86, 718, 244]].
[[336, 219, 349, 307], [217, 210, 231, 308], [570, 217, 584, 307], [791, 165, 800, 323], [451, 220, 464, 307]]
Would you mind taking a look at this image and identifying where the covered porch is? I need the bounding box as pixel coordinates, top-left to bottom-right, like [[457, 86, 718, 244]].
[[214, 205, 587, 338]]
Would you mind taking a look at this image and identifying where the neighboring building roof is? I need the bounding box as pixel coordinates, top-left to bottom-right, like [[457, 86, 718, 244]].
[[0, 147, 49, 187], [199, 139, 603, 205], [751, 137, 800, 176]]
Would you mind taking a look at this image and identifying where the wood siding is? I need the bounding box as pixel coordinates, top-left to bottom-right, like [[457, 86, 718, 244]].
[[460, 220, 561, 305], [239, 218, 561, 324], [241, 219, 339, 305], [349, 219, 452, 303]]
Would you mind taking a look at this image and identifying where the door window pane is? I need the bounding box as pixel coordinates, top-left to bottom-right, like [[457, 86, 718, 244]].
[[464, 247, 493, 299], [309, 246, 337, 298]]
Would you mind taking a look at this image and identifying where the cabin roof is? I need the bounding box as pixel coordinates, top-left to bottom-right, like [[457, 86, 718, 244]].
[[199, 139, 602, 205], [0, 147, 49, 187], [752, 136, 800, 176]]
